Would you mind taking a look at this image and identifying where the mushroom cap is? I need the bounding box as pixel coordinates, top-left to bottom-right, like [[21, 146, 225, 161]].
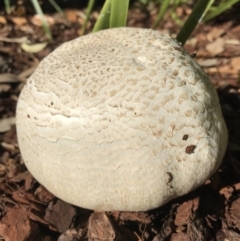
[[16, 27, 228, 211]]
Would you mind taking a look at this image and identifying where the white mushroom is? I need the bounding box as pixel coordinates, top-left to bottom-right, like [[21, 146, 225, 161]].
[[16, 27, 228, 211]]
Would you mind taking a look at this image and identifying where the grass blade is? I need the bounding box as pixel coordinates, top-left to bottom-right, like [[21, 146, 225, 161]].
[[93, 0, 111, 32], [82, 0, 96, 34], [4, 0, 11, 14], [48, 0, 64, 16], [152, 0, 171, 29], [176, 0, 212, 45], [203, 0, 240, 22], [31, 0, 52, 40], [201, 0, 215, 20], [110, 0, 129, 28]]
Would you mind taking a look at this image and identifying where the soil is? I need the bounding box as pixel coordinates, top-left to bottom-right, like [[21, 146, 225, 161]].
[[0, 1, 240, 241]]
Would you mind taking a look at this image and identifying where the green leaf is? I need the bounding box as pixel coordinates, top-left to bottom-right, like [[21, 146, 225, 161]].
[[31, 0, 52, 40], [4, 0, 11, 14], [176, 0, 212, 45], [93, 0, 111, 32], [48, 0, 64, 16], [93, 0, 129, 32], [152, 0, 171, 29], [82, 0, 96, 34], [203, 0, 240, 22], [110, 0, 129, 28]]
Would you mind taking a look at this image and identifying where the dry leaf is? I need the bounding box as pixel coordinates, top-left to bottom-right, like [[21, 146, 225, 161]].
[[31, 14, 55, 26], [0, 16, 7, 24], [10, 17, 27, 26], [197, 58, 218, 67], [205, 38, 225, 56], [0, 117, 16, 133], [64, 9, 80, 22], [231, 57, 240, 71], [21, 42, 47, 53], [0, 73, 23, 83], [207, 27, 225, 42], [225, 39, 240, 45]]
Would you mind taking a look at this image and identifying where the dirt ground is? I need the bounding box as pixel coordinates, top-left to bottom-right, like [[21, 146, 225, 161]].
[[0, 1, 240, 241]]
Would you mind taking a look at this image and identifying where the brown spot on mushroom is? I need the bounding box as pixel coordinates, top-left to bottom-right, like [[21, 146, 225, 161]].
[[190, 51, 197, 58], [185, 145, 196, 154], [182, 135, 189, 141], [174, 46, 182, 52], [166, 172, 173, 184], [184, 70, 190, 77], [172, 69, 179, 76], [27, 114, 30, 118]]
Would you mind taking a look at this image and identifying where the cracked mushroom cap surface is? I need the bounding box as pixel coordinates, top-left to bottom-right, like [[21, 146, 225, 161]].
[[16, 27, 228, 211]]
